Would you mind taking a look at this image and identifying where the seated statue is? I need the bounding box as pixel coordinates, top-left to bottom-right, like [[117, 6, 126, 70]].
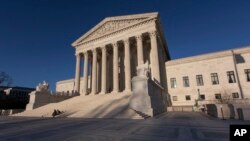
[[136, 61, 150, 78]]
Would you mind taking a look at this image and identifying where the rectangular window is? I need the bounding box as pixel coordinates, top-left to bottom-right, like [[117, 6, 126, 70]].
[[172, 96, 178, 101], [227, 71, 236, 83], [215, 93, 221, 99], [200, 94, 205, 100], [232, 93, 239, 98], [170, 78, 177, 88], [183, 76, 189, 87], [185, 95, 191, 100], [211, 73, 219, 85], [245, 69, 250, 82], [196, 75, 204, 86]]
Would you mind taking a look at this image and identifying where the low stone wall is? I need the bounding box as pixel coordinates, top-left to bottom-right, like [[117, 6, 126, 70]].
[[206, 104, 234, 119], [198, 99, 250, 105], [205, 103, 250, 120], [0, 109, 25, 116], [232, 104, 250, 120], [26, 91, 79, 111], [168, 106, 194, 112]]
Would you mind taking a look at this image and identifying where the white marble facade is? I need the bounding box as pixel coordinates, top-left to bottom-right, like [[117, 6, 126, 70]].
[[166, 47, 250, 106], [56, 12, 250, 106], [57, 12, 169, 95]]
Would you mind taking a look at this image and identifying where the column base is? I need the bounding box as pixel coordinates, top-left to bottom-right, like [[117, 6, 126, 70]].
[[90, 92, 97, 95], [111, 90, 119, 94], [80, 93, 87, 96], [99, 92, 107, 95], [122, 90, 132, 95]]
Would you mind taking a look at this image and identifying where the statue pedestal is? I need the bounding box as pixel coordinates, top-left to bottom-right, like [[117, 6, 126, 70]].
[[129, 75, 167, 117]]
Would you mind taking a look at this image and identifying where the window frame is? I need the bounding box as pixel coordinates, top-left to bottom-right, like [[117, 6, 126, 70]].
[[232, 92, 239, 98], [196, 75, 204, 86], [227, 71, 236, 83], [172, 96, 178, 101], [183, 76, 190, 87], [215, 93, 222, 99], [170, 78, 177, 88], [245, 69, 250, 82], [185, 95, 191, 101], [211, 73, 219, 85], [200, 94, 205, 100]]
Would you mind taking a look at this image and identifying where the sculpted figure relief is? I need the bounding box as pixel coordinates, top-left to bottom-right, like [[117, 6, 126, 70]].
[[82, 18, 146, 42]]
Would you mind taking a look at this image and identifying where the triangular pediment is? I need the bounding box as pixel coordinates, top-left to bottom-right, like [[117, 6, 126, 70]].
[[72, 12, 158, 46]]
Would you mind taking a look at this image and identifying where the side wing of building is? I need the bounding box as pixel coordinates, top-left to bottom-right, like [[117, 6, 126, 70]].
[[165, 46, 250, 106]]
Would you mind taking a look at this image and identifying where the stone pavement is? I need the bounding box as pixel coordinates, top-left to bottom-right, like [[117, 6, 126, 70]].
[[1, 112, 250, 141]]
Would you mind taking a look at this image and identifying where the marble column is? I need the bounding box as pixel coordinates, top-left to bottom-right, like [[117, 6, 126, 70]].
[[83, 52, 89, 95], [113, 42, 119, 93], [124, 39, 131, 92], [101, 47, 107, 94], [136, 34, 144, 65], [149, 30, 161, 83], [74, 53, 81, 93], [91, 49, 97, 94]]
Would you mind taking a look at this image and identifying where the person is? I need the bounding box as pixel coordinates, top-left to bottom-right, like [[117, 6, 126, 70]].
[[52, 109, 57, 117], [56, 109, 61, 115]]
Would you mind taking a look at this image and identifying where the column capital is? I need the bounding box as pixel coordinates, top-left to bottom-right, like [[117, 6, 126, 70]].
[[75, 53, 81, 57], [101, 46, 106, 51], [112, 42, 118, 47], [123, 38, 129, 45], [135, 34, 142, 41], [83, 51, 88, 55], [149, 30, 158, 37], [92, 48, 97, 54]]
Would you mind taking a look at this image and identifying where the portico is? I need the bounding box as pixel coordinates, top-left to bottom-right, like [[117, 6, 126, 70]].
[[70, 12, 169, 95]]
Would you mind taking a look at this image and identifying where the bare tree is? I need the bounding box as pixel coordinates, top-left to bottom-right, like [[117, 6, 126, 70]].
[[0, 71, 13, 86], [217, 89, 233, 104]]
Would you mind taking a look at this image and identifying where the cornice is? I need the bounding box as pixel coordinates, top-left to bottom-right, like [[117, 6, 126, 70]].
[[165, 46, 250, 66]]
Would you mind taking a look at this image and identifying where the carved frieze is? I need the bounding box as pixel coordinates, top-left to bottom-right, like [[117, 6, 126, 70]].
[[78, 18, 147, 44]]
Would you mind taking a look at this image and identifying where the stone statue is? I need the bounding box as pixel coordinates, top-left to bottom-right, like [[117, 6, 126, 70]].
[[136, 61, 150, 78], [36, 81, 49, 92]]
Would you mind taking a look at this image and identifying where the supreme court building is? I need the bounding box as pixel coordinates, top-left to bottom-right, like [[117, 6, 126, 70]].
[[56, 12, 250, 107]]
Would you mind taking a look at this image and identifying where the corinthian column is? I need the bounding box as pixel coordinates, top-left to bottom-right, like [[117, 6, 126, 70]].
[[124, 39, 131, 93], [136, 34, 144, 65], [101, 47, 107, 94], [74, 53, 81, 93], [83, 52, 89, 95], [113, 42, 119, 93], [91, 49, 97, 94], [149, 30, 161, 83]]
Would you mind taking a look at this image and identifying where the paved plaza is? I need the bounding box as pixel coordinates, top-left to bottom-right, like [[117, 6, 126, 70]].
[[1, 112, 249, 141]]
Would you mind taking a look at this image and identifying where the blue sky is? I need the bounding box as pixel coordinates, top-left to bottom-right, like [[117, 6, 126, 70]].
[[0, 0, 250, 90]]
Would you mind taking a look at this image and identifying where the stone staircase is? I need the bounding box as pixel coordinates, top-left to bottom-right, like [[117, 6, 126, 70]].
[[13, 93, 149, 119]]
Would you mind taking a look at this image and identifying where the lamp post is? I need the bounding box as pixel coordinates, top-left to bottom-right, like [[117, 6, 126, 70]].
[[197, 89, 200, 101], [220, 105, 225, 120]]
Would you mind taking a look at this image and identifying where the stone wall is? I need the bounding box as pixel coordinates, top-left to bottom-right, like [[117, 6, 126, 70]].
[[56, 76, 91, 94], [0, 109, 25, 116], [204, 103, 250, 120], [26, 90, 79, 111]]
